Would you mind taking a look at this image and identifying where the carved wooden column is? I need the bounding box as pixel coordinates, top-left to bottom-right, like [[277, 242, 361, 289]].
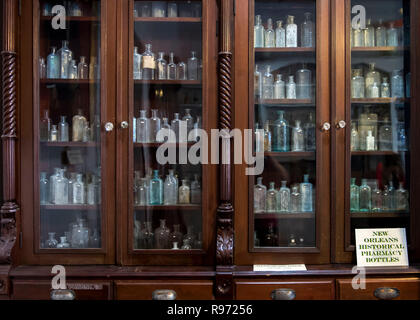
[[0, 0, 18, 277], [215, 0, 234, 300]]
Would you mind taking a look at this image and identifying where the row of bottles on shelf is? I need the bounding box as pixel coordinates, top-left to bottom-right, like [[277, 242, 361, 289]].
[[40, 41, 100, 80], [350, 178, 409, 212], [256, 111, 316, 153], [351, 63, 409, 99], [351, 18, 404, 48], [254, 175, 314, 214], [254, 13, 315, 48], [134, 45, 202, 81], [134, 170, 201, 206], [40, 110, 100, 143], [255, 64, 313, 100], [134, 108, 201, 143], [42, 1, 85, 17], [134, 1, 202, 18], [134, 220, 202, 250], [43, 218, 100, 249], [255, 225, 307, 247], [40, 169, 101, 205]]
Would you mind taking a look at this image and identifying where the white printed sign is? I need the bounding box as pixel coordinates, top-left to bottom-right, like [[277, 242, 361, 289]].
[[253, 264, 307, 272], [355, 228, 409, 267]]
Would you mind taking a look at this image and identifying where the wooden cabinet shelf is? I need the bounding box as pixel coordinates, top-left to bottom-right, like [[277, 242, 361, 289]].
[[351, 212, 410, 218], [41, 205, 98, 211], [351, 151, 406, 156], [351, 46, 405, 52], [255, 212, 315, 219], [40, 16, 99, 22], [134, 205, 201, 211], [40, 141, 98, 148], [41, 79, 98, 85], [134, 17, 202, 23], [351, 98, 408, 104], [256, 99, 315, 106], [134, 80, 201, 86], [264, 151, 315, 159], [255, 47, 315, 53]]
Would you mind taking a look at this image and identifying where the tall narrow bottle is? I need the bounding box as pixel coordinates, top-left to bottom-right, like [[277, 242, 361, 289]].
[[50, 125, 58, 142], [379, 117, 393, 150], [290, 186, 301, 212], [54, 169, 69, 205], [391, 70, 405, 98], [47, 47, 60, 79], [149, 109, 161, 143], [396, 182, 408, 211], [359, 179, 371, 212], [286, 75, 296, 99], [72, 109, 87, 142], [58, 116, 69, 142], [266, 182, 278, 213], [178, 180, 191, 204], [366, 130, 375, 151], [292, 120, 305, 152], [264, 121, 272, 152], [255, 123, 264, 153], [387, 22, 399, 46], [177, 61, 187, 80], [40, 110, 51, 141], [254, 177, 266, 213], [304, 113, 316, 152], [72, 173, 85, 204], [363, 18, 375, 47], [351, 69, 365, 99], [133, 46, 142, 79], [352, 22, 364, 47], [262, 65, 274, 100], [381, 77, 391, 98], [87, 175, 100, 205], [272, 111, 289, 152], [77, 56, 89, 79], [156, 52, 167, 80], [301, 12, 315, 47], [182, 109, 194, 136], [39, 58, 46, 79], [264, 18, 275, 48], [49, 168, 60, 204], [187, 51, 198, 80], [154, 219, 170, 249], [164, 174, 177, 205], [57, 40, 73, 79], [254, 64, 263, 98], [388, 181, 396, 210], [350, 122, 359, 151], [254, 15, 264, 48], [141, 44, 156, 80], [136, 110, 149, 143], [191, 174, 201, 204], [365, 63, 381, 97], [171, 113, 181, 142], [372, 181, 382, 212], [285, 15, 297, 47], [40, 172, 49, 204], [278, 181, 290, 212], [375, 19, 387, 46], [275, 20, 286, 47], [149, 170, 163, 205], [273, 74, 285, 99], [167, 52, 177, 80], [296, 65, 312, 99], [350, 178, 360, 212], [300, 175, 313, 212]]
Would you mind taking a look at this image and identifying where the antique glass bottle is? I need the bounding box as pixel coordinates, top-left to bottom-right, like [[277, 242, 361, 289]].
[[68, 172, 76, 204], [156, 52, 167, 80], [133, 46, 142, 79], [87, 175, 100, 205], [255, 122, 264, 153], [170, 224, 183, 247], [136, 110, 149, 143], [278, 181, 291, 212], [358, 107, 378, 151], [40, 110, 51, 141], [138, 178, 149, 205], [387, 22, 399, 46], [285, 15, 297, 47], [40, 172, 49, 205], [264, 18, 275, 48], [181, 239, 192, 250], [168, 169, 179, 203], [167, 52, 177, 80], [359, 179, 371, 212], [363, 18, 375, 47], [72, 173, 85, 204], [263, 223, 278, 247], [365, 63, 381, 97], [149, 170, 163, 205], [286, 75, 296, 99], [382, 185, 391, 211], [46, 232, 58, 248], [182, 108, 194, 136], [168, 2, 178, 17], [350, 122, 359, 151], [57, 40, 73, 79], [254, 64, 263, 98], [140, 2, 151, 17], [58, 116, 69, 142], [381, 77, 391, 98], [39, 58, 46, 79], [191, 174, 201, 204], [396, 182, 408, 211], [372, 181, 382, 212], [141, 44, 156, 80], [304, 113, 316, 152], [290, 186, 301, 212], [50, 125, 58, 142], [164, 174, 177, 205], [272, 111, 289, 152], [154, 219, 170, 249], [369, 82, 380, 99], [179, 180, 191, 204], [177, 61, 187, 80], [187, 51, 198, 80], [46, 47, 60, 79], [54, 169, 69, 205], [296, 65, 312, 99], [152, 1, 166, 17], [300, 175, 313, 212], [57, 236, 70, 249], [72, 109, 87, 142], [273, 74, 285, 99], [351, 69, 365, 99], [398, 125, 408, 151], [388, 181, 396, 210], [171, 113, 181, 142], [263, 121, 272, 152], [262, 65, 274, 100], [183, 225, 196, 245], [292, 120, 305, 152], [350, 178, 360, 212], [254, 177, 266, 213], [352, 22, 364, 47], [254, 15, 264, 48], [375, 19, 387, 46], [275, 20, 286, 47], [77, 56, 88, 79], [366, 130, 375, 151], [149, 109, 161, 143], [379, 117, 393, 150], [301, 12, 315, 47], [49, 168, 60, 204], [391, 70, 405, 98], [266, 182, 278, 213]]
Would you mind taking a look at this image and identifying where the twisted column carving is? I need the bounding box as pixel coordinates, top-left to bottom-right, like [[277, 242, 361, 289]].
[[2, 52, 17, 138]]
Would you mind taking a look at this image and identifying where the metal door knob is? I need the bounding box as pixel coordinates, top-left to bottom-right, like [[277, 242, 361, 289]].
[[120, 121, 129, 129], [271, 289, 296, 300], [321, 122, 331, 132], [104, 122, 114, 132], [336, 120, 346, 129], [374, 287, 400, 300], [152, 289, 177, 300], [50, 289, 76, 300]]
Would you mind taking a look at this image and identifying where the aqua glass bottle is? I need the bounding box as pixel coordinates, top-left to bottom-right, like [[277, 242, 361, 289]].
[[272, 111, 289, 152], [164, 174, 177, 205], [372, 180, 382, 212], [398, 125, 408, 151], [300, 174, 313, 212], [391, 70, 405, 98], [278, 181, 290, 212], [387, 22, 399, 47], [290, 186, 301, 212], [46, 47, 60, 79], [264, 18, 275, 48], [359, 179, 371, 212], [40, 172, 49, 205], [266, 182, 278, 213], [292, 120, 305, 152], [254, 177, 266, 213], [57, 40, 73, 79], [169, 169, 178, 203], [149, 170, 163, 205], [350, 177, 360, 212]]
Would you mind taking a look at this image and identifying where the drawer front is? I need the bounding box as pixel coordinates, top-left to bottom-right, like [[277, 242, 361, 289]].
[[235, 280, 335, 300], [115, 280, 214, 300], [12, 280, 112, 300], [337, 278, 420, 300]]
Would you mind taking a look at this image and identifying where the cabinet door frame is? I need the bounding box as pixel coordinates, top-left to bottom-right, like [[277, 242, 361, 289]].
[[18, 0, 117, 265], [116, 0, 219, 266], [234, 0, 331, 265]]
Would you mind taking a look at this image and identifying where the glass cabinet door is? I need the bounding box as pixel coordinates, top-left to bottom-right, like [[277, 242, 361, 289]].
[[346, 0, 413, 247]]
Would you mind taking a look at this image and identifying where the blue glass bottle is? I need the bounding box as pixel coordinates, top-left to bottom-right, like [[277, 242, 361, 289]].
[[272, 111, 289, 152], [47, 47, 60, 79], [149, 170, 163, 205], [300, 174, 313, 212]]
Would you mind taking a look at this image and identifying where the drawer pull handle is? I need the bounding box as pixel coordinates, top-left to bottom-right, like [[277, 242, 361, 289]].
[[152, 289, 177, 300], [271, 288, 296, 300], [374, 287, 400, 300], [50, 289, 76, 300]]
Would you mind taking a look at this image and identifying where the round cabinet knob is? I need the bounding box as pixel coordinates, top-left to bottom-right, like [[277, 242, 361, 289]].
[[321, 122, 331, 132], [336, 120, 346, 129], [120, 121, 129, 129], [104, 122, 114, 132]]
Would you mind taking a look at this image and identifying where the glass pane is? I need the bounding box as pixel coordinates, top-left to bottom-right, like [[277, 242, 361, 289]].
[[252, 0, 317, 249], [132, 1, 203, 251], [349, 0, 411, 244], [37, 0, 102, 249]]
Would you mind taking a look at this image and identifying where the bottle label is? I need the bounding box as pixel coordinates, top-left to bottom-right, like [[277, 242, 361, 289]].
[[143, 56, 156, 69]]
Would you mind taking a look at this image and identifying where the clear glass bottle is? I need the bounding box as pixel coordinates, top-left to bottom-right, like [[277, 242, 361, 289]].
[[82, 121, 91, 142], [285, 15, 297, 47], [152, 1, 166, 17], [388, 181, 396, 210], [182, 108, 194, 136], [181, 238, 192, 250], [262, 65, 274, 100], [387, 22, 399, 47], [87, 175, 100, 205], [40, 110, 51, 141], [68, 172, 76, 204], [149, 109, 161, 143], [272, 111, 289, 152], [254, 177, 266, 213], [359, 107, 378, 151], [379, 117, 393, 151], [191, 174, 201, 204], [301, 12, 315, 47], [254, 64, 263, 98], [278, 181, 291, 212], [136, 110, 150, 143], [58, 116, 69, 142], [72, 109, 87, 142], [138, 178, 149, 205], [290, 186, 301, 212], [366, 130, 375, 151], [365, 63, 381, 97], [275, 20, 286, 48], [372, 181, 382, 212], [396, 182, 408, 211], [91, 115, 101, 142], [158, 117, 172, 143], [352, 22, 364, 47], [398, 125, 408, 151], [57, 236, 70, 249], [169, 169, 178, 203], [133, 47, 142, 80], [177, 61, 187, 80], [300, 175, 313, 212], [381, 77, 391, 98], [156, 52, 167, 80], [255, 122, 264, 153], [171, 113, 181, 142], [370, 82, 380, 99], [50, 125, 58, 142], [77, 56, 88, 79], [263, 223, 278, 246], [292, 120, 305, 152], [351, 69, 365, 99], [47, 47, 60, 79], [263, 121, 272, 152], [350, 122, 359, 151], [264, 18, 275, 48], [296, 65, 312, 99], [359, 179, 371, 212], [375, 19, 387, 46], [39, 58, 46, 79], [170, 224, 183, 248], [382, 185, 390, 211], [49, 168, 60, 204], [141, 44, 156, 80], [154, 219, 170, 249], [140, 2, 152, 17], [46, 232, 58, 248], [167, 52, 177, 80], [54, 169, 69, 205], [57, 40, 73, 79], [149, 170, 163, 205], [254, 15, 264, 48], [179, 179, 191, 204], [273, 74, 285, 99], [72, 173, 85, 204], [164, 174, 177, 205], [40, 172, 49, 205], [266, 182, 278, 213], [363, 18, 375, 47], [286, 75, 296, 99], [350, 177, 360, 212], [304, 113, 316, 152], [391, 70, 405, 98], [187, 51, 198, 80]]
